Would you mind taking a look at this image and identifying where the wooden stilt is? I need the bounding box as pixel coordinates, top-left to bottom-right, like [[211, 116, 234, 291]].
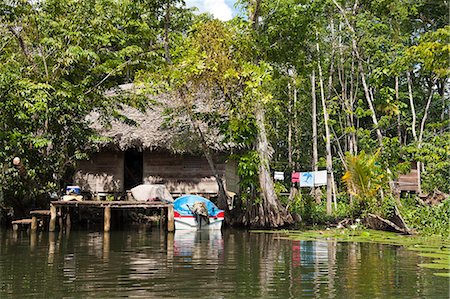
[[167, 205, 174, 232], [30, 231, 37, 251], [167, 231, 174, 263], [31, 216, 38, 232], [49, 205, 57, 232], [58, 208, 63, 231], [48, 232, 55, 265], [65, 208, 71, 232], [104, 206, 111, 232], [103, 232, 110, 261]]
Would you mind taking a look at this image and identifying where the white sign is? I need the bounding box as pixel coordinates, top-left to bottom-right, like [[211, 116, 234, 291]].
[[274, 171, 284, 181], [314, 170, 327, 186], [297, 170, 328, 187]]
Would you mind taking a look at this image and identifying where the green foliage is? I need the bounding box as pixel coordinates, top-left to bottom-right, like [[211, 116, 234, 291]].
[[0, 0, 447, 233], [402, 199, 450, 236], [342, 150, 384, 200], [273, 181, 288, 197], [287, 190, 355, 225], [235, 151, 260, 204], [406, 26, 450, 78], [0, 0, 185, 213]]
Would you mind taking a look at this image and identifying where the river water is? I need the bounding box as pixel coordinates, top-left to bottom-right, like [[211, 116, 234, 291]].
[[0, 227, 448, 298]]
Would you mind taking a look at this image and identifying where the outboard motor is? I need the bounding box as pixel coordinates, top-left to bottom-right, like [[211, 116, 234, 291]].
[[190, 201, 210, 226]]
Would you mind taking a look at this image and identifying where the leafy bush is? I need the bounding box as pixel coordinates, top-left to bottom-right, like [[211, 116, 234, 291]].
[[291, 191, 356, 225], [402, 199, 450, 236]]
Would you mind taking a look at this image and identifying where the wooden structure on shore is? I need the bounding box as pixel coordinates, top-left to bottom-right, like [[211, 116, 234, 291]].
[[75, 150, 238, 200], [75, 86, 240, 200], [48, 200, 174, 232], [395, 169, 420, 193]]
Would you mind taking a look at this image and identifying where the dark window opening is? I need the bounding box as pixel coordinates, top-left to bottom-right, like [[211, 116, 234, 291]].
[[124, 149, 143, 190]]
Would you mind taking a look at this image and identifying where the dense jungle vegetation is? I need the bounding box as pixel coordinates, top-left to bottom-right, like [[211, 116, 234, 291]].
[[0, 0, 448, 235]]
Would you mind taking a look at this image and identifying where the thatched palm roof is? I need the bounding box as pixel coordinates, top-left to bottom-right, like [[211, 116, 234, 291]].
[[89, 84, 227, 153]]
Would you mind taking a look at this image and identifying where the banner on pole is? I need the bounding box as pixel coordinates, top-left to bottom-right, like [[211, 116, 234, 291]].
[[293, 170, 328, 187], [291, 172, 300, 183], [274, 171, 284, 181], [314, 170, 327, 186], [299, 172, 314, 187]]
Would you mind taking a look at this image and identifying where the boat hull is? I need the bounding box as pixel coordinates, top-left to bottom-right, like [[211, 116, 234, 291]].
[[174, 215, 223, 230], [173, 195, 224, 230]]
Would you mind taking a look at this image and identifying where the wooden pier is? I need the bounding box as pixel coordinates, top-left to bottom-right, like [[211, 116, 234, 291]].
[[49, 200, 174, 232]]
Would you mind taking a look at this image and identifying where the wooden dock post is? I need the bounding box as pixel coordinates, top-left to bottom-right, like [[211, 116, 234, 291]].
[[103, 232, 110, 261], [49, 205, 57, 232], [104, 206, 111, 232], [48, 232, 56, 265], [65, 208, 71, 232], [31, 216, 38, 232], [58, 208, 63, 231], [167, 205, 174, 232], [30, 231, 37, 251], [49, 200, 173, 232]]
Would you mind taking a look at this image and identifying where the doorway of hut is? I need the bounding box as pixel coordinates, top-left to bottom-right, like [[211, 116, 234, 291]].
[[124, 149, 143, 190]]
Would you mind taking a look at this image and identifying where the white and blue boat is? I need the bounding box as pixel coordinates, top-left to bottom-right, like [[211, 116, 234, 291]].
[[173, 195, 224, 230]]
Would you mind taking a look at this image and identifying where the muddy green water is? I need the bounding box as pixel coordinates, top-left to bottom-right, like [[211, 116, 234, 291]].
[[0, 227, 448, 298]]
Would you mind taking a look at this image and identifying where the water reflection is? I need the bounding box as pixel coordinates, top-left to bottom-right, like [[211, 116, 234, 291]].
[[0, 228, 448, 298], [173, 230, 224, 262]]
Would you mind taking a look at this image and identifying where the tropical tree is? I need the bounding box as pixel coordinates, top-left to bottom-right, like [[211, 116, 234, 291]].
[[0, 0, 170, 216]]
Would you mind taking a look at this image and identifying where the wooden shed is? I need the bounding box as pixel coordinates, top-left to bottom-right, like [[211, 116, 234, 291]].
[[74, 86, 239, 198], [394, 167, 420, 193]]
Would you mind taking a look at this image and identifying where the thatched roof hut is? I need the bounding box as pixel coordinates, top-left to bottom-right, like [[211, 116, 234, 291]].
[[75, 84, 239, 198]]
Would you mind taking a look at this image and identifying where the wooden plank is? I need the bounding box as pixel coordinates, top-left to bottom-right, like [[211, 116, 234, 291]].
[[12, 219, 32, 224], [12, 219, 32, 232], [30, 210, 51, 216], [50, 200, 170, 209]]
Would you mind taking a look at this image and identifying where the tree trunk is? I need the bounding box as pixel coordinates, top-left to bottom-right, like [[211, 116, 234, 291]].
[[163, 1, 172, 64], [288, 81, 293, 168], [395, 76, 401, 144], [333, 0, 383, 146], [288, 75, 299, 205], [407, 72, 418, 141], [440, 79, 447, 133], [311, 70, 321, 203], [333, 0, 400, 198], [244, 0, 293, 228], [327, 20, 338, 210], [316, 41, 334, 215], [247, 102, 293, 228], [192, 121, 230, 212], [416, 81, 436, 195], [181, 91, 230, 213]]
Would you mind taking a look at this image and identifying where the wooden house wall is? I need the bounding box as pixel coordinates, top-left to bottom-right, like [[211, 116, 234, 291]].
[[74, 152, 124, 193], [143, 151, 230, 195], [75, 150, 239, 196]]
